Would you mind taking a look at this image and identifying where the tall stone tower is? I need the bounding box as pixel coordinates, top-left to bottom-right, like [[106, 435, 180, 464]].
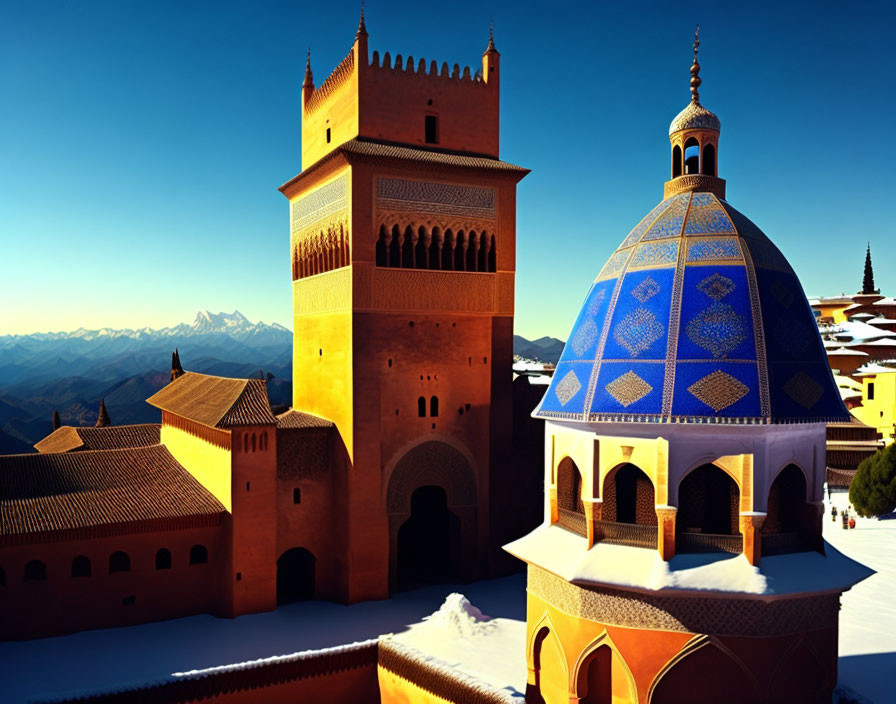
[[279, 15, 528, 602], [507, 30, 871, 704]]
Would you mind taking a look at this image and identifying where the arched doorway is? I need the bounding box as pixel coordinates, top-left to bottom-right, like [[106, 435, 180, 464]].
[[397, 486, 461, 589], [650, 640, 759, 704], [764, 464, 810, 554], [529, 625, 568, 704], [276, 548, 315, 604], [386, 440, 478, 591], [574, 639, 638, 704], [556, 457, 586, 536]]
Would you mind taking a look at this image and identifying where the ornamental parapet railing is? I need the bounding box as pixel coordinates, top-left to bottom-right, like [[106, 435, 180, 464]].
[[677, 532, 743, 555], [761, 531, 810, 556], [596, 520, 658, 550], [556, 507, 587, 537]]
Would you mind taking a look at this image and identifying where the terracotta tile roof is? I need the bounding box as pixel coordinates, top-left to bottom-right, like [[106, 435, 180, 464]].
[[146, 372, 276, 428], [276, 409, 335, 429], [279, 138, 529, 195], [34, 424, 161, 454], [0, 445, 225, 539]]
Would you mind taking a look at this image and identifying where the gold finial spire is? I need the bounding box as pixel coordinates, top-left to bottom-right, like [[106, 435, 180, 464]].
[[690, 24, 702, 104], [487, 20, 496, 52]]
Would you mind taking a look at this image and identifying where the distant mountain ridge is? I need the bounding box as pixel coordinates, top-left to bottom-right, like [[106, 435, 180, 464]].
[[513, 335, 565, 364], [0, 312, 292, 452]]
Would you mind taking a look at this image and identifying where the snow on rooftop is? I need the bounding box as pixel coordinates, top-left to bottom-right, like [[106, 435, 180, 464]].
[[828, 347, 870, 356], [866, 316, 896, 325], [854, 362, 896, 376], [830, 321, 896, 341], [872, 297, 896, 306]]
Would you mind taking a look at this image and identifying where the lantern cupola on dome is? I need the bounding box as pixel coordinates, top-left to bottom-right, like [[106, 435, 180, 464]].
[[667, 26, 724, 200]]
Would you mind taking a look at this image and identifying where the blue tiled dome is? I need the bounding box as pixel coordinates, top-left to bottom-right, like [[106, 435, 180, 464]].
[[536, 192, 849, 424]]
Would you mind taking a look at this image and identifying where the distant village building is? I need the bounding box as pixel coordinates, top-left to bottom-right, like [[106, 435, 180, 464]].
[[506, 31, 870, 704], [0, 16, 540, 641]]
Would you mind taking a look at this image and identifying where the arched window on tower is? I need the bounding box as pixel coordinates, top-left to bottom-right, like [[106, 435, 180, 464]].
[[477, 233, 487, 271], [428, 227, 441, 270], [454, 232, 465, 271], [672, 144, 683, 178], [466, 231, 478, 271], [441, 230, 454, 271], [488, 235, 497, 272], [376, 226, 388, 267], [402, 227, 414, 268], [417, 396, 426, 417], [684, 137, 700, 174], [702, 143, 716, 176], [430, 396, 439, 417], [415, 227, 428, 269], [389, 225, 401, 267]]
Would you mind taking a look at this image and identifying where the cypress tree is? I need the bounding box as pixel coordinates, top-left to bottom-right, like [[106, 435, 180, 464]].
[[862, 244, 876, 294]]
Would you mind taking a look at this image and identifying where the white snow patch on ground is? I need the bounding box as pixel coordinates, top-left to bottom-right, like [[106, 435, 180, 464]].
[[825, 488, 896, 704], [391, 592, 527, 699]]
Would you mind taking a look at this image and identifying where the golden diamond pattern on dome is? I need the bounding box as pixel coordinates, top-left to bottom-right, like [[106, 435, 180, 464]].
[[697, 273, 735, 300], [688, 370, 749, 412], [632, 277, 660, 303], [783, 372, 824, 410], [606, 371, 653, 408], [555, 370, 582, 406]]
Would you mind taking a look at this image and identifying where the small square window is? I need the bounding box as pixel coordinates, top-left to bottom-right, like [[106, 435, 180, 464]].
[[293, 488, 301, 505], [122, 595, 136, 606], [326, 127, 331, 143]]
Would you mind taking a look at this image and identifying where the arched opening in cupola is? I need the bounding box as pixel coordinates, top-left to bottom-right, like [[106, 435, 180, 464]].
[[676, 464, 742, 554], [672, 144, 683, 178], [454, 231, 466, 271], [466, 231, 478, 271], [600, 464, 657, 548], [702, 143, 716, 176], [763, 464, 812, 554], [556, 457, 586, 536], [684, 137, 700, 174]]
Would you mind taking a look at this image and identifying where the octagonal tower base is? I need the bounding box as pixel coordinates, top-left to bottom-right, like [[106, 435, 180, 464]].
[[524, 565, 841, 704]]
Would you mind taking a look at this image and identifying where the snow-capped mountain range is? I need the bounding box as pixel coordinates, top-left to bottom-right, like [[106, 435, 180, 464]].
[[0, 312, 293, 452], [1, 311, 290, 346]]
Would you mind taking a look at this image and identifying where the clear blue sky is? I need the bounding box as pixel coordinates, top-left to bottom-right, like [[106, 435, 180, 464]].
[[1, 0, 893, 339]]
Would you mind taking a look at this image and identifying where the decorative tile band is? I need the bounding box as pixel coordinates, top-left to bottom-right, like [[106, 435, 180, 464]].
[[291, 175, 348, 232], [377, 178, 495, 219]]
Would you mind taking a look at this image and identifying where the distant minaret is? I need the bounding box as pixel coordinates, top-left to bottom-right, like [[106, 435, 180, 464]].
[[862, 243, 876, 294], [51, 409, 61, 431], [171, 348, 185, 382], [95, 398, 111, 427]]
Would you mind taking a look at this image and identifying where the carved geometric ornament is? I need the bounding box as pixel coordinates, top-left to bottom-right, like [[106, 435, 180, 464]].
[[614, 308, 665, 357], [783, 371, 824, 410], [686, 302, 748, 358]]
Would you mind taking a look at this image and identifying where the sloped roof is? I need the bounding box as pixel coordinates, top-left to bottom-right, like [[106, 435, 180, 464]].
[[147, 373, 275, 428], [276, 409, 334, 429], [34, 424, 160, 454], [536, 192, 849, 424], [0, 445, 225, 539]]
